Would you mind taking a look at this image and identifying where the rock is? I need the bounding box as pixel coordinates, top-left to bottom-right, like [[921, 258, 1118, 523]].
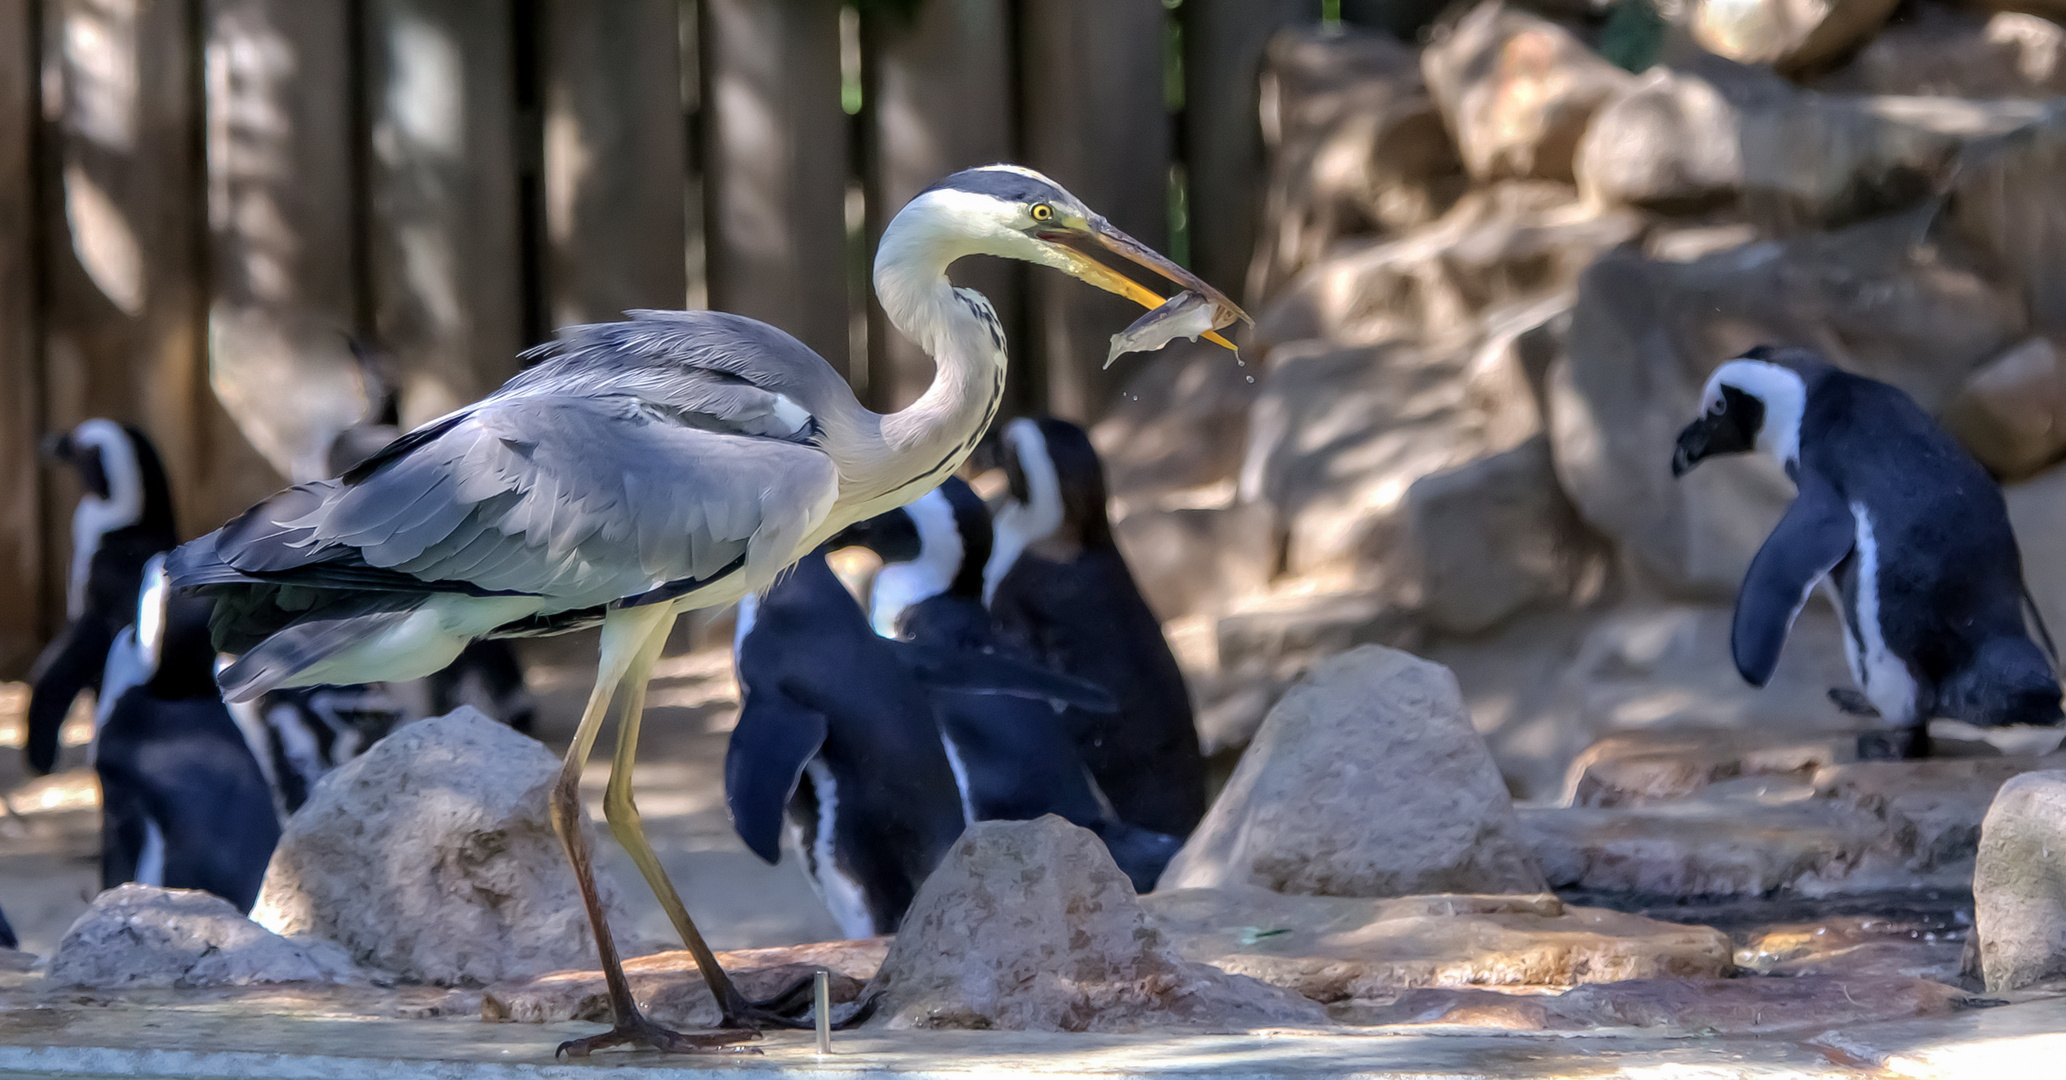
[[1398, 435, 1606, 635], [1575, 65, 1743, 214], [1144, 886, 1731, 1002], [1248, 26, 1464, 301], [48, 883, 353, 989], [1814, 753, 2066, 878], [1973, 770, 2066, 991], [1942, 337, 2066, 480], [1113, 502, 1276, 620], [1736, 915, 1967, 983], [251, 708, 627, 986], [2006, 463, 2066, 640], [1421, 2, 1634, 183], [1161, 646, 1547, 897], [1338, 975, 1968, 1032], [1523, 798, 1888, 898], [1816, 8, 2066, 98], [1215, 590, 1420, 686], [1563, 726, 1847, 808], [1551, 212, 2024, 597], [1690, 0, 1900, 74], [1094, 343, 1260, 500], [484, 939, 887, 1028], [865, 817, 1327, 1032], [1947, 108, 2066, 332]]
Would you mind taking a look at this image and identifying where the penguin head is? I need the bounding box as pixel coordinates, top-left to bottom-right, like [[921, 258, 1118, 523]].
[[834, 477, 993, 636], [1937, 636, 2064, 729], [1673, 346, 1814, 479], [42, 419, 176, 536]]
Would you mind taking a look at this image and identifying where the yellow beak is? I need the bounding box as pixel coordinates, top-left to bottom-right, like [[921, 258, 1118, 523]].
[[1036, 214, 1249, 351]]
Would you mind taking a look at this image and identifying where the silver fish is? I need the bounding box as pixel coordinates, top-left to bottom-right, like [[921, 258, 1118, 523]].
[[1104, 290, 1240, 369]]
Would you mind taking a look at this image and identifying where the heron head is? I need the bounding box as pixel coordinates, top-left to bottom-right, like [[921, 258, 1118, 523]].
[[883, 164, 1248, 350]]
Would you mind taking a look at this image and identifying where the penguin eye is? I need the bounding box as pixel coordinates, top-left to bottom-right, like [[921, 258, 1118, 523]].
[[1707, 396, 1727, 417]]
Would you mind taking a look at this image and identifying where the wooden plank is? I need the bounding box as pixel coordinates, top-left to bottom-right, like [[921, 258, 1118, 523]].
[[861, 0, 1017, 412], [362, 0, 524, 427], [701, 0, 850, 376], [1018, 0, 1171, 422], [0, 0, 42, 673], [1183, 0, 1317, 307], [540, 0, 689, 328], [40, 0, 215, 559], [203, 0, 360, 486]]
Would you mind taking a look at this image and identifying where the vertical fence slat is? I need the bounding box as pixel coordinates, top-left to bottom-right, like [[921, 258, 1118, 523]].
[[1018, 0, 1171, 422], [204, 0, 358, 488], [701, 0, 850, 376], [1184, 0, 1316, 308], [41, 0, 210, 572], [541, 0, 689, 328], [0, 0, 41, 673], [363, 0, 524, 427], [861, 0, 1017, 412]]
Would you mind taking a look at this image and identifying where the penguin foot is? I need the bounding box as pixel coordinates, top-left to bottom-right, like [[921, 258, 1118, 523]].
[[1856, 726, 1930, 761], [556, 1011, 761, 1059], [1828, 688, 1881, 718]]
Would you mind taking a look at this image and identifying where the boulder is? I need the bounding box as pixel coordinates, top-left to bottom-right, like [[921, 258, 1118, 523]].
[[1248, 26, 1463, 301], [2007, 463, 2066, 639], [1160, 646, 1547, 897], [48, 883, 353, 989], [1736, 915, 1966, 983], [1094, 343, 1260, 500], [1551, 212, 2024, 597], [1816, 8, 2066, 98], [1942, 336, 2066, 481], [1575, 65, 1743, 214], [1816, 752, 2066, 879], [1398, 435, 1606, 635], [1143, 887, 1731, 1002], [1522, 798, 1889, 898], [1421, 2, 1634, 183], [1562, 726, 1847, 808], [1947, 108, 2066, 332], [484, 939, 887, 1028], [1690, 0, 1900, 74], [1340, 975, 1968, 1033], [865, 817, 1327, 1032], [1972, 770, 2066, 991], [1215, 590, 1420, 686], [1112, 501, 1275, 620], [251, 707, 627, 986]]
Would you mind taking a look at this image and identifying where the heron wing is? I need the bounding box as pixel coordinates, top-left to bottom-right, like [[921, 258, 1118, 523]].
[[215, 393, 839, 606]]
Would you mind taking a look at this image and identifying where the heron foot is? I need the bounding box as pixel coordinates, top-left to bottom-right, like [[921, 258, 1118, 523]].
[[719, 974, 876, 1032], [555, 1012, 761, 1059]]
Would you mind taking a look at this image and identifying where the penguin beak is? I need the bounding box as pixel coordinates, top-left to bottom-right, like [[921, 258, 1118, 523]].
[[40, 432, 73, 463], [1671, 418, 1715, 479]]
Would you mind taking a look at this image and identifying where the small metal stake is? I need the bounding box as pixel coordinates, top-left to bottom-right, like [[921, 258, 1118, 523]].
[[814, 970, 832, 1054]]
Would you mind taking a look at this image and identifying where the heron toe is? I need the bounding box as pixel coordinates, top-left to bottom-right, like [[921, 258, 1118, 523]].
[[555, 1012, 761, 1059]]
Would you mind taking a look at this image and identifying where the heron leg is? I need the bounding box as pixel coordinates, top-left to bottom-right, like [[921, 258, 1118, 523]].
[[600, 610, 819, 1030], [550, 604, 755, 1059]]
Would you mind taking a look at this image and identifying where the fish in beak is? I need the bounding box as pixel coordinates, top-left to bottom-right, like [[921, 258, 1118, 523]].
[[1033, 211, 1249, 353]]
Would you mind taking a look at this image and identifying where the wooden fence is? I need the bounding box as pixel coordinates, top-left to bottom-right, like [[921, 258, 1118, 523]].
[[0, 0, 1327, 675]]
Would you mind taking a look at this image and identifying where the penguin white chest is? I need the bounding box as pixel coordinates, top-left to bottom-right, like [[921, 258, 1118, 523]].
[[1844, 502, 1919, 725]]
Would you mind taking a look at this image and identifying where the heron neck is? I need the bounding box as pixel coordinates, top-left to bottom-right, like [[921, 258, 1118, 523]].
[[862, 257, 1006, 511]]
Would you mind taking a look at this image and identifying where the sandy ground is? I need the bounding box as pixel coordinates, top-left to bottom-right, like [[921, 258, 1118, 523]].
[[0, 629, 843, 959]]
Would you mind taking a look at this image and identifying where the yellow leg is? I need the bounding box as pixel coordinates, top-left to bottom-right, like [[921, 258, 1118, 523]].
[[548, 604, 751, 1057]]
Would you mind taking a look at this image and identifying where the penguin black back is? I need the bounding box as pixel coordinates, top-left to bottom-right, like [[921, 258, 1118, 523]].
[[983, 417, 1208, 835], [1675, 345, 2063, 758]]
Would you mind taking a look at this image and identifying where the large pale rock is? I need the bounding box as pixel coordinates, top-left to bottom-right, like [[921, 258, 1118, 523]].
[[1576, 65, 1744, 213], [1398, 436, 1605, 635], [1551, 213, 2024, 597], [252, 708, 624, 986], [1737, 915, 1967, 983], [1248, 27, 1463, 301], [1817, 8, 2066, 98], [1817, 753, 2066, 879], [1942, 336, 2066, 480], [1113, 502, 1275, 620], [1562, 726, 1847, 808], [1691, 0, 1900, 74], [866, 817, 1327, 1032], [1948, 109, 2066, 331], [2007, 463, 2066, 640], [1095, 344, 1260, 500], [1973, 770, 2066, 991], [1144, 887, 1730, 1002], [484, 939, 887, 1028], [1161, 646, 1547, 896], [1341, 975, 1968, 1033], [48, 883, 352, 989], [1421, 2, 1634, 183]]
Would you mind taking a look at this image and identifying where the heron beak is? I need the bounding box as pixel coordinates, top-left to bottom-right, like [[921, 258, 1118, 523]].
[[1036, 214, 1249, 351]]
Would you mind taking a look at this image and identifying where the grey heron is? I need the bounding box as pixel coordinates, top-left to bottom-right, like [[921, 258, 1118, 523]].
[[168, 164, 1244, 1056]]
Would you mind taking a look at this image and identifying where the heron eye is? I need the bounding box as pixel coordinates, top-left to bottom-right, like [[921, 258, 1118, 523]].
[[1030, 203, 1053, 222]]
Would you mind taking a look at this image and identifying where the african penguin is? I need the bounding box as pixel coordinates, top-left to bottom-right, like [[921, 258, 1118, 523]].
[[94, 556, 282, 912], [0, 902, 14, 952], [981, 416, 1208, 835], [833, 478, 1183, 892], [25, 421, 178, 776], [1673, 344, 2064, 760]]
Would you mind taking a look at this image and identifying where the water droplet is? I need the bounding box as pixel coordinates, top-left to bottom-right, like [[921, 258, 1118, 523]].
[[1235, 357, 1245, 367], [1245, 375, 1254, 383]]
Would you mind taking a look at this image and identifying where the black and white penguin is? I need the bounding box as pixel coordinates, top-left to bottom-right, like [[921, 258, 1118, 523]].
[[1673, 344, 2064, 759], [834, 478, 1183, 892], [94, 556, 282, 912], [25, 420, 180, 776], [241, 682, 405, 815], [0, 902, 14, 952], [981, 416, 1208, 835]]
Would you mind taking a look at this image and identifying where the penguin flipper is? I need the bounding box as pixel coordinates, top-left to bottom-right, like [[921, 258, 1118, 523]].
[[887, 641, 1118, 713], [24, 617, 117, 776], [1734, 478, 1854, 688], [724, 689, 828, 865]]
